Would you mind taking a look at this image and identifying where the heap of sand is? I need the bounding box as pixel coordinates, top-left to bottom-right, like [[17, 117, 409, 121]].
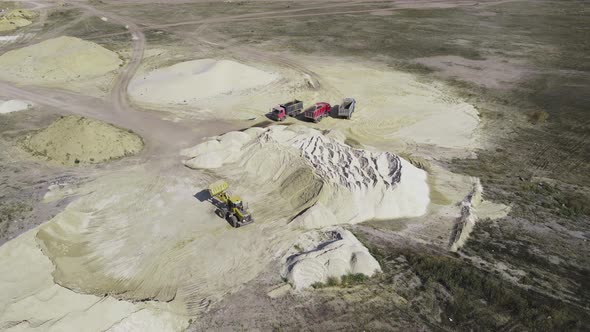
[[23, 115, 143, 165], [0, 9, 37, 32], [183, 125, 430, 228], [128, 59, 277, 106], [0, 36, 122, 87], [282, 228, 381, 289]]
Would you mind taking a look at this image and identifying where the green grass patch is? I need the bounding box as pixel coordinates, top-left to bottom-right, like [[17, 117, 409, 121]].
[[311, 273, 370, 289]]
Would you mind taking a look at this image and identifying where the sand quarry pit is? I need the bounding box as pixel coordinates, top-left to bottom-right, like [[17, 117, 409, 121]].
[[0, 36, 122, 94], [128, 59, 277, 107], [30, 127, 429, 316], [23, 115, 143, 165]]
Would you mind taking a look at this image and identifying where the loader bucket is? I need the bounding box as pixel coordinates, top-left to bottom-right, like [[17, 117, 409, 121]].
[[208, 180, 229, 197]]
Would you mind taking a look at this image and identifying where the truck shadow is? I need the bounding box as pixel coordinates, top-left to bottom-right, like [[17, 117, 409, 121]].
[[294, 112, 308, 122], [329, 104, 341, 119], [194, 189, 211, 202], [263, 114, 276, 122]]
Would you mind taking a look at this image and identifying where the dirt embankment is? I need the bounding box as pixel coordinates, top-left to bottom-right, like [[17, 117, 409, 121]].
[[22, 115, 143, 165]]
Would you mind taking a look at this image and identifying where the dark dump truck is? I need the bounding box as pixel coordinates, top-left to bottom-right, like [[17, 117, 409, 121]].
[[337, 98, 356, 119], [269, 99, 304, 121], [304, 102, 331, 122]]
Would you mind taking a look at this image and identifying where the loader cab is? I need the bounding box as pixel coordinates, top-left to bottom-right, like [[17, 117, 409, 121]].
[[228, 196, 243, 210]]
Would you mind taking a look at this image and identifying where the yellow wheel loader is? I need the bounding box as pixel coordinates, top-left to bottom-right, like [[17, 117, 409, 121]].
[[208, 180, 254, 228]]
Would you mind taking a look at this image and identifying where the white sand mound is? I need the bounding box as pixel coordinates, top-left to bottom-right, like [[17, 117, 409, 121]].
[[183, 125, 430, 228], [0, 99, 32, 114], [282, 228, 381, 289], [128, 59, 277, 105], [0, 36, 122, 85], [0, 35, 19, 42], [23, 115, 143, 165]]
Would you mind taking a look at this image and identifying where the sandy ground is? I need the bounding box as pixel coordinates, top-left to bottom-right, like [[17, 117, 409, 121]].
[[27, 123, 499, 320], [0, 0, 519, 330], [415, 55, 529, 89], [302, 58, 481, 158], [0, 49, 492, 332]]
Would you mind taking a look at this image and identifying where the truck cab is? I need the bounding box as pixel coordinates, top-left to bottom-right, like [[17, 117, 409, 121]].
[[269, 105, 287, 121]]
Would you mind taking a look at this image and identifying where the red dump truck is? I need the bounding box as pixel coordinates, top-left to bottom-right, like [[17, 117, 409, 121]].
[[304, 102, 331, 122], [269, 99, 304, 121]]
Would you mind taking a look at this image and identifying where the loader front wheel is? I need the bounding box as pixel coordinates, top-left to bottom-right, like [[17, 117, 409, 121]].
[[229, 215, 238, 228]]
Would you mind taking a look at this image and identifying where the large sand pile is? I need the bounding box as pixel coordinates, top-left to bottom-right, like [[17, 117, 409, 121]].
[[23, 115, 143, 165], [128, 59, 277, 106], [0, 36, 122, 86], [183, 125, 430, 228], [282, 228, 381, 289], [0, 9, 37, 32]]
